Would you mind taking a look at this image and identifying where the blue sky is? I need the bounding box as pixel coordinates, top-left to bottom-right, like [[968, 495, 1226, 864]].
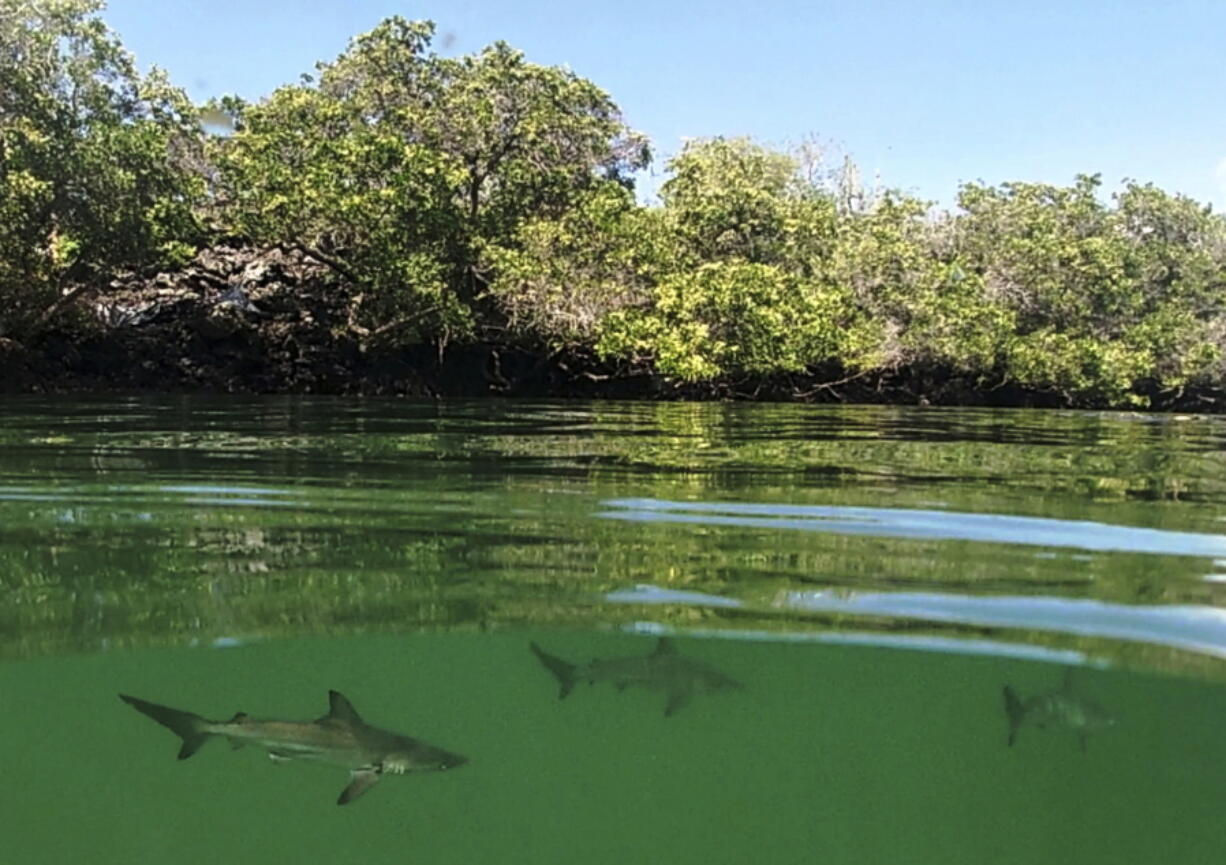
[[103, 0, 1226, 209]]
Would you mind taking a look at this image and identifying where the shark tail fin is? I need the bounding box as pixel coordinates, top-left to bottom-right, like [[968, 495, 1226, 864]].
[[530, 642, 578, 700], [120, 694, 211, 759], [1003, 685, 1024, 747]]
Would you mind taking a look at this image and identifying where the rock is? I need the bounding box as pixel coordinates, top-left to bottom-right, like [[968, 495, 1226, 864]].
[[191, 310, 243, 342], [241, 260, 272, 285], [8, 243, 443, 396]]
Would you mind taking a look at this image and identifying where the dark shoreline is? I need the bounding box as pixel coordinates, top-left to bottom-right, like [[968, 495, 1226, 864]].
[[2, 246, 1221, 412], [7, 335, 1221, 413]]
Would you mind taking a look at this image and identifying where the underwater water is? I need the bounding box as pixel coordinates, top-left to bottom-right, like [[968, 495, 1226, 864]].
[[2, 397, 1225, 863]]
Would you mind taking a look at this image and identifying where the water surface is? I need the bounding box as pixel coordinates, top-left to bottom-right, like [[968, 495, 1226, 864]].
[[2, 398, 1224, 863]]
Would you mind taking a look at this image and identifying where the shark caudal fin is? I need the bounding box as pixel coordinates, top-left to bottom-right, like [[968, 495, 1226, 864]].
[[1002, 686, 1025, 747], [530, 642, 579, 700], [119, 694, 211, 759]]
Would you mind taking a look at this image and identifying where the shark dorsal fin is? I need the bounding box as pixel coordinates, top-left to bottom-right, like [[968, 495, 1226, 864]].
[[326, 690, 363, 723], [1060, 667, 1075, 694], [653, 637, 676, 656]]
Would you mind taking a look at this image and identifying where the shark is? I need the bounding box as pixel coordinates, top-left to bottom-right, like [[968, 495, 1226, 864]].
[[530, 637, 742, 717], [1002, 669, 1116, 752], [119, 690, 467, 805]]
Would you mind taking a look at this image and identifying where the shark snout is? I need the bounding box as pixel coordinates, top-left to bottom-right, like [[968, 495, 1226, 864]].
[[428, 747, 468, 770]]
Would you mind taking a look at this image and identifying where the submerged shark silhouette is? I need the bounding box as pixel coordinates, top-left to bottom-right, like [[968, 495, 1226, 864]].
[[120, 690, 467, 804], [1002, 669, 1116, 752], [530, 637, 742, 716]]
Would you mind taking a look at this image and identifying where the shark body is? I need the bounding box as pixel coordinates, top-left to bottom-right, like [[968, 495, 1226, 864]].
[[530, 637, 741, 716], [119, 690, 466, 804], [1002, 670, 1115, 752]]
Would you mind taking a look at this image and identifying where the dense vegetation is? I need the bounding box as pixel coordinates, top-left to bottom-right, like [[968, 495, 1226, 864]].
[[3, 0, 1225, 407], [0, 0, 203, 336]]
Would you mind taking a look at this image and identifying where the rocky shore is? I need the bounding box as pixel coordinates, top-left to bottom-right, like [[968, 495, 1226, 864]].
[[2, 245, 1220, 411], [1, 245, 587, 398]]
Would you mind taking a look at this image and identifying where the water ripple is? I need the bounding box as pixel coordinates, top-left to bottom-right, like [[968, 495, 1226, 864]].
[[781, 589, 1226, 658], [621, 618, 1092, 665], [600, 498, 1226, 557]]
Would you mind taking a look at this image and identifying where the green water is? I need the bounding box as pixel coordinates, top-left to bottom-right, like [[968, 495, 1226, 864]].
[[3, 397, 1226, 863]]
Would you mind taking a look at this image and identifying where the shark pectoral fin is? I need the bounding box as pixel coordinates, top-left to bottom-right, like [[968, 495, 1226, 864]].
[[338, 769, 380, 806], [664, 688, 692, 717], [268, 751, 291, 763]]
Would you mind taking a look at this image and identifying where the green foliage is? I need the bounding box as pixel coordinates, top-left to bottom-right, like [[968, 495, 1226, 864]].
[[0, 0, 204, 337], [954, 175, 1226, 403], [321, 18, 649, 225], [214, 17, 648, 342], [487, 138, 880, 380], [3, 6, 1224, 407], [213, 84, 466, 338], [483, 134, 1226, 401], [598, 261, 877, 381], [830, 194, 1012, 373], [492, 132, 1226, 404], [554, 140, 950, 382], [484, 182, 673, 346], [661, 137, 810, 264]]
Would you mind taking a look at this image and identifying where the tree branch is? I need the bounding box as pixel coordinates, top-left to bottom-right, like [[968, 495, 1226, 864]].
[[28, 281, 99, 337], [285, 242, 361, 285]]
